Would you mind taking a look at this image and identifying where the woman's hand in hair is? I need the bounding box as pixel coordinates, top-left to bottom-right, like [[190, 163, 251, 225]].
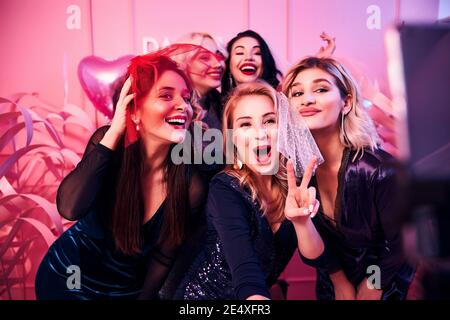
[[285, 157, 319, 224], [101, 77, 135, 150], [316, 32, 336, 58]]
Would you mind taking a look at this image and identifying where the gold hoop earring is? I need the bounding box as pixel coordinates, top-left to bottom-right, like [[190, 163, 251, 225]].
[[341, 112, 349, 143], [234, 158, 243, 170]]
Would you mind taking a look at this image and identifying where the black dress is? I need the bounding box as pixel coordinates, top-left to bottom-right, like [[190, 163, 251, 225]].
[[201, 89, 223, 131], [306, 148, 415, 300], [35, 126, 207, 299], [175, 172, 327, 300]]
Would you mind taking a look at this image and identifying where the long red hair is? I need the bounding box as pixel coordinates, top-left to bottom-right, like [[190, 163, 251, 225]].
[[113, 50, 201, 255]]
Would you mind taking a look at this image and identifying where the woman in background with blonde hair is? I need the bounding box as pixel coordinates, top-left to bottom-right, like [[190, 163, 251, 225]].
[[174, 32, 226, 130], [175, 80, 325, 300], [282, 56, 415, 300]]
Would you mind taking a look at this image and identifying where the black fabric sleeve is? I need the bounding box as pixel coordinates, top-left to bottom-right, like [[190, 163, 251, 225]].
[[298, 244, 340, 272], [138, 244, 178, 300], [150, 170, 209, 300], [207, 177, 270, 300], [56, 126, 114, 221], [297, 216, 342, 273], [373, 165, 407, 289]]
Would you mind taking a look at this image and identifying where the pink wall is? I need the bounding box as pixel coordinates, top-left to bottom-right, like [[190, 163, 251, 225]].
[[0, 0, 442, 112], [0, 0, 92, 110], [0, 0, 443, 300], [290, 0, 398, 94]]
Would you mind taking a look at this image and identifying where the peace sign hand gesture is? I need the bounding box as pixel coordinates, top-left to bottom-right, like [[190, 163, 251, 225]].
[[285, 157, 320, 224]]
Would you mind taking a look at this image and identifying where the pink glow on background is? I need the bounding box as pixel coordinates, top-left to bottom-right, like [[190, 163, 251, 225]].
[[0, 0, 444, 300], [91, 0, 134, 58], [290, 0, 397, 95], [0, 0, 92, 111], [401, 0, 440, 22], [0, 0, 443, 115]]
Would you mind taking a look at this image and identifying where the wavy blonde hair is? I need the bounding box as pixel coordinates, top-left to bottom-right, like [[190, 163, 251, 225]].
[[282, 57, 380, 161], [176, 32, 227, 58], [222, 81, 288, 224]]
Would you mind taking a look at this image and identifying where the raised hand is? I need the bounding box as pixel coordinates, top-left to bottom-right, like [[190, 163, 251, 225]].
[[110, 77, 134, 137], [101, 77, 135, 150], [317, 32, 336, 58], [285, 157, 319, 224]]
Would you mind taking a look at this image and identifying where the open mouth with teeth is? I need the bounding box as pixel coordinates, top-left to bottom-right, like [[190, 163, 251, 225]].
[[240, 63, 257, 76], [207, 71, 223, 80], [253, 145, 272, 164], [165, 115, 187, 129]]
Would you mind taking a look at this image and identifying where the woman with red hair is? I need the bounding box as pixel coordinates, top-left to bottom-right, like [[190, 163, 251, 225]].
[[35, 49, 207, 299]]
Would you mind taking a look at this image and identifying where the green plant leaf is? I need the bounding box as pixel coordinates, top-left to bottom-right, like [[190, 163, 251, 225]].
[[15, 157, 43, 184], [21, 194, 63, 235], [0, 97, 34, 147], [0, 144, 48, 179], [60, 148, 81, 167], [0, 238, 33, 280], [0, 176, 16, 195], [19, 217, 57, 248], [0, 193, 63, 235], [0, 111, 21, 123], [62, 103, 95, 132], [0, 219, 23, 258], [0, 122, 27, 151]]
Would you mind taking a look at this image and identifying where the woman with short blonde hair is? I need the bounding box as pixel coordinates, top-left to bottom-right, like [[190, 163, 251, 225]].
[[282, 56, 415, 300], [174, 32, 227, 130], [282, 57, 380, 161]]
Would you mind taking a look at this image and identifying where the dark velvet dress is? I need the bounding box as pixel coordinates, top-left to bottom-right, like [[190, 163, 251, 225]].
[[35, 126, 207, 299], [174, 172, 327, 300], [307, 148, 415, 300]]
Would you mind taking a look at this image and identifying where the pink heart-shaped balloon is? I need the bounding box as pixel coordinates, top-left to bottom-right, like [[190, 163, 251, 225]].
[[78, 55, 134, 119]]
